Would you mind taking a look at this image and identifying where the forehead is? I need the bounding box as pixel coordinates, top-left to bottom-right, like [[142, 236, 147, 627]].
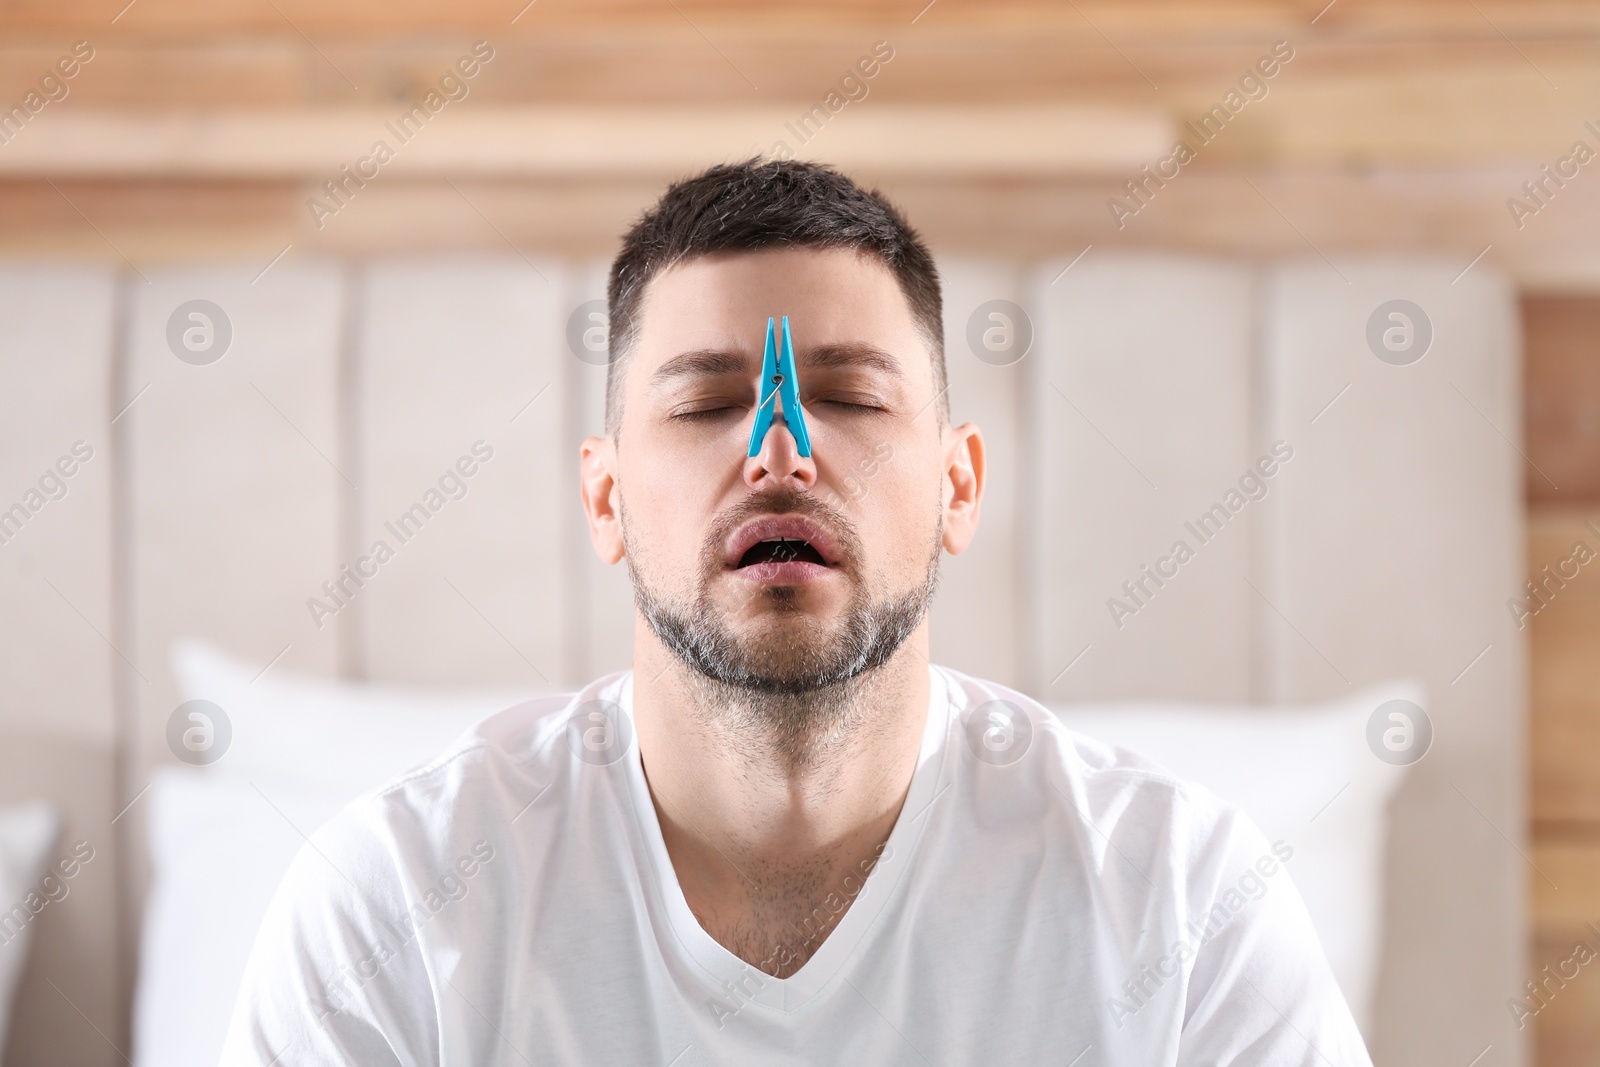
[[630, 246, 926, 372]]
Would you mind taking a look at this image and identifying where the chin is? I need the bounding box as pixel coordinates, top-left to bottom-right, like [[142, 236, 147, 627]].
[[720, 613, 856, 673], [729, 595, 832, 636], [721, 579, 847, 620]]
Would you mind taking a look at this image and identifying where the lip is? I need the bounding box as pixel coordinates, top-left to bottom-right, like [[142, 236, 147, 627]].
[[730, 558, 834, 586], [723, 513, 843, 571]]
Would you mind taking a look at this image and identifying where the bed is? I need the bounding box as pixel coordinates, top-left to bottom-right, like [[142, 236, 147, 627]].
[[0, 252, 1526, 1066]]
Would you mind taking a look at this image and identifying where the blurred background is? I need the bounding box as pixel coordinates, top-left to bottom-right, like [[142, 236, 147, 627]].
[[1, 1, 1598, 1064]]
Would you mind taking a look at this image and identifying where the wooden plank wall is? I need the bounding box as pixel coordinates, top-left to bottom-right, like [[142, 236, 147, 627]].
[[10, 2, 1600, 291], [1522, 295, 1600, 1066]]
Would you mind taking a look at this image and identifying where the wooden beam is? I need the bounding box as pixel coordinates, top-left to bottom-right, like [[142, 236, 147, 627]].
[[1524, 300, 1600, 503], [1531, 836, 1600, 930], [10, 165, 1600, 289], [0, 105, 1172, 178], [5, 39, 1600, 164], [6, 1, 1600, 41]]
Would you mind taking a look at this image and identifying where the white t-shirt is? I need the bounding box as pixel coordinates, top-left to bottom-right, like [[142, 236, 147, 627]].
[[221, 665, 1373, 1066]]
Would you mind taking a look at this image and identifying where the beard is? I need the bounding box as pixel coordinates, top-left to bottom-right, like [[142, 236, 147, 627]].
[[621, 485, 942, 760]]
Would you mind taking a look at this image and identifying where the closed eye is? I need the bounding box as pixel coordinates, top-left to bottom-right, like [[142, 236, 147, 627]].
[[818, 399, 885, 413], [670, 397, 884, 422], [670, 405, 743, 422]]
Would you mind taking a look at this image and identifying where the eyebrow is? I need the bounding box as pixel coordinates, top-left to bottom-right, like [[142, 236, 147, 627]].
[[649, 340, 905, 389], [649, 349, 747, 388], [804, 341, 905, 380]]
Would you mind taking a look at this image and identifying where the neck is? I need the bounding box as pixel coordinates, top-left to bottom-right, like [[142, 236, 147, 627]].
[[631, 618, 932, 906]]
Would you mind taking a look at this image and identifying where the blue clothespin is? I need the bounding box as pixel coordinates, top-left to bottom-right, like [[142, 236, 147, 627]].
[[746, 315, 812, 458]]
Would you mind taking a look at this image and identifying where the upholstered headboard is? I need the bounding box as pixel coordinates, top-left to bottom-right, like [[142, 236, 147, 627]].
[[0, 252, 1525, 1066]]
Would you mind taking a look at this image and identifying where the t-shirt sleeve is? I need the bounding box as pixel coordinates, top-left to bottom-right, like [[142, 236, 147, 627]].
[[1175, 799, 1375, 1067], [219, 805, 439, 1067]]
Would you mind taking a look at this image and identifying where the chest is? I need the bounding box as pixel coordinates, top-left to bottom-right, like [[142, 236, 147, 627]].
[[433, 896, 1181, 1067], [681, 855, 880, 978]]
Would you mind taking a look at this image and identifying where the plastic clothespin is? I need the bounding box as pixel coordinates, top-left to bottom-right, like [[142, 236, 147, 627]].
[[746, 315, 812, 458]]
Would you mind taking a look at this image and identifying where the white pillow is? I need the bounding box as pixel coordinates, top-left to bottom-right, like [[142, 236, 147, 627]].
[[0, 801, 62, 1054], [135, 769, 350, 1067], [165, 639, 542, 794], [134, 640, 546, 1067], [1052, 679, 1424, 1038]]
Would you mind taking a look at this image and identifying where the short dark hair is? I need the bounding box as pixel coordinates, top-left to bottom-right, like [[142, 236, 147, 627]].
[[604, 156, 947, 436]]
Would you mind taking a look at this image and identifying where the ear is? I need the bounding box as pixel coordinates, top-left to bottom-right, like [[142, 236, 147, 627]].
[[940, 421, 985, 555], [579, 435, 625, 565]]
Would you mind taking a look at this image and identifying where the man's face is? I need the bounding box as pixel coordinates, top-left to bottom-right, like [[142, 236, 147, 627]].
[[583, 246, 981, 694]]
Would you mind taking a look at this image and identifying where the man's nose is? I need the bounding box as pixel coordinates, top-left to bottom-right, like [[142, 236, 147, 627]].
[[743, 403, 816, 490]]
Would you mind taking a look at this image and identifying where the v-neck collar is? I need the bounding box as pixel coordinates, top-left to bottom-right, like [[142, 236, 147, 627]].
[[617, 664, 954, 1014]]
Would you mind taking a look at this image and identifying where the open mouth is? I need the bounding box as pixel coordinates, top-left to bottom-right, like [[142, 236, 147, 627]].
[[736, 538, 828, 569], [722, 513, 842, 578]]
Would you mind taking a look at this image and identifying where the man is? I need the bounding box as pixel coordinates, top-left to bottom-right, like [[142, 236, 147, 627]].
[[222, 158, 1372, 1065]]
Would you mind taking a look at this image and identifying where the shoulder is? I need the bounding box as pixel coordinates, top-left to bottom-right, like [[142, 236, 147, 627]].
[[932, 665, 1271, 885], [367, 685, 599, 806], [935, 664, 1212, 804], [283, 674, 627, 892], [927, 669, 1368, 1060]]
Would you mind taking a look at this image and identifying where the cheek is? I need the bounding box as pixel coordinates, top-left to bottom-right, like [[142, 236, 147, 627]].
[[635, 418, 748, 486], [621, 438, 726, 570], [848, 461, 941, 577]]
